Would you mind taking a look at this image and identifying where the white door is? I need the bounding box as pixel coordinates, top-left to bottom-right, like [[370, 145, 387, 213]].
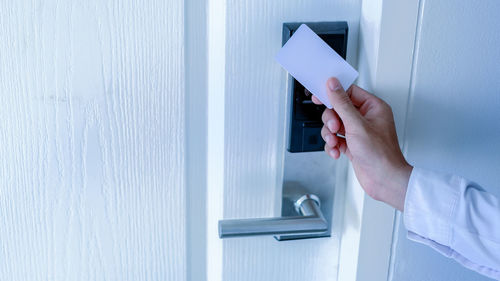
[[0, 0, 187, 280], [205, 0, 364, 280]]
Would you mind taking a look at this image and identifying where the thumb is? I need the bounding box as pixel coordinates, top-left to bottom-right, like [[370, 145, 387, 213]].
[[326, 77, 361, 127]]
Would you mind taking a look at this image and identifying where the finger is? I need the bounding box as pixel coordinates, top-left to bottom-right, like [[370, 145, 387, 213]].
[[326, 78, 362, 127], [311, 95, 323, 105], [325, 143, 340, 159], [347, 85, 380, 108], [336, 123, 346, 137], [338, 139, 347, 154], [321, 109, 341, 133], [321, 126, 338, 147], [337, 139, 353, 160]]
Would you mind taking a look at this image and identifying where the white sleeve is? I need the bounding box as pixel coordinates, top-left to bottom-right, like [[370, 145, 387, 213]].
[[404, 167, 500, 280]]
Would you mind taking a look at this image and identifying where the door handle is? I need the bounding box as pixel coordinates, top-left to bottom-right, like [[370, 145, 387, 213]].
[[218, 194, 328, 240]]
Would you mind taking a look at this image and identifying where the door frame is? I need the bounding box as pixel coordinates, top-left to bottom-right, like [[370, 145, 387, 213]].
[[337, 0, 421, 280]]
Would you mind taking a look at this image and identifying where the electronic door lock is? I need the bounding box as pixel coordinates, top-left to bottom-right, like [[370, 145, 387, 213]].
[[284, 22, 349, 152], [217, 22, 345, 242]]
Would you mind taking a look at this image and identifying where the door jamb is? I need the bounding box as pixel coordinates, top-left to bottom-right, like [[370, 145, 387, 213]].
[[337, 0, 421, 280]]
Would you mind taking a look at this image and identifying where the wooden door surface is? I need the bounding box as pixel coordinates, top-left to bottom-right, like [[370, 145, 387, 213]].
[[0, 1, 186, 280]]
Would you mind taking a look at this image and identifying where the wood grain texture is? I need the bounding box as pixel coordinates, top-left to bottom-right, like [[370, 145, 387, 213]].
[[222, 1, 361, 280], [0, 1, 186, 280]]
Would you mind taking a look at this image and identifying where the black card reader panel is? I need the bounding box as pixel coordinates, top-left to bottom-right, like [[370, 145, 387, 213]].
[[283, 22, 348, 153]]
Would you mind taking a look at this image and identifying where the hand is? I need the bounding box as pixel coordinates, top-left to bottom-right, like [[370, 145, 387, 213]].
[[312, 77, 413, 211]]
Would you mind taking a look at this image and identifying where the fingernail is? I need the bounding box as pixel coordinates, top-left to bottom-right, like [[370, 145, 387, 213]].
[[328, 78, 342, 92], [325, 134, 332, 145], [327, 120, 336, 133]]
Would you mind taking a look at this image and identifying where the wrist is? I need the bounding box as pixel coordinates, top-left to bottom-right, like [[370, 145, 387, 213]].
[[381, 163, 413, 211]]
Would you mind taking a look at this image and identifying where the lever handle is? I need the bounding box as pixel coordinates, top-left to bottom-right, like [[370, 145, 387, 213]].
[[218, 194, 328, 240]]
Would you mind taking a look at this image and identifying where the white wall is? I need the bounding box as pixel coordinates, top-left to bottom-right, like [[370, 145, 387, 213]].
[[391, 0, 500, 280], [0, 1, 187, 280]]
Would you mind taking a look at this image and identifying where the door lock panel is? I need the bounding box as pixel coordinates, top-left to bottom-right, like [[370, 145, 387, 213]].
[[284, 22, 349, 153]]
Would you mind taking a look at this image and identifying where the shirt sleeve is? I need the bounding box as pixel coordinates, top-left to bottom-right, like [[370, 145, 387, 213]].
[[404, 167, 500, 280]]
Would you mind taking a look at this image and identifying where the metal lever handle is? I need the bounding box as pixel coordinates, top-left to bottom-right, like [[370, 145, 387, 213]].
[[218, 194, 327, 239]]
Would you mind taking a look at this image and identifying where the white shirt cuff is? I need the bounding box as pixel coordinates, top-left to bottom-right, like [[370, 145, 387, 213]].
[[403, 167, 500, 280], [404, 167, 461, 248]]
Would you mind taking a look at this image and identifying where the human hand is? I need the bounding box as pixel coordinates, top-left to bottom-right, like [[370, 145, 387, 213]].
[[312, 77, 412, 211]]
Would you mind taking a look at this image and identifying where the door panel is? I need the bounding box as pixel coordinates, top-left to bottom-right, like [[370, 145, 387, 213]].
[[0, 1, 186, 280], [216, 1, 361, 280]]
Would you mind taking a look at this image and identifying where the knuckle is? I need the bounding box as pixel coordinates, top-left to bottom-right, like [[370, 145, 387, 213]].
[[371, 98, 393, 114], [321, 109, 332, 123], [386, 103, 394, 114], [321, 126, 329, 138], [371, 97, 384, 107], [380, 101, 394, 116], [377, 98, 389, 108], [335, 95, 354, 110]]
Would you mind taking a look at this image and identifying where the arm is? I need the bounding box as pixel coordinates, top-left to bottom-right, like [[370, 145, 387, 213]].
[[405, 168, 500, 279], [315, 77, 500, 279]]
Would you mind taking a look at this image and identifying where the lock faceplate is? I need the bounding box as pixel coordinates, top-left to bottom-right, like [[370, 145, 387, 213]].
[[283, 22, 349, 153]]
